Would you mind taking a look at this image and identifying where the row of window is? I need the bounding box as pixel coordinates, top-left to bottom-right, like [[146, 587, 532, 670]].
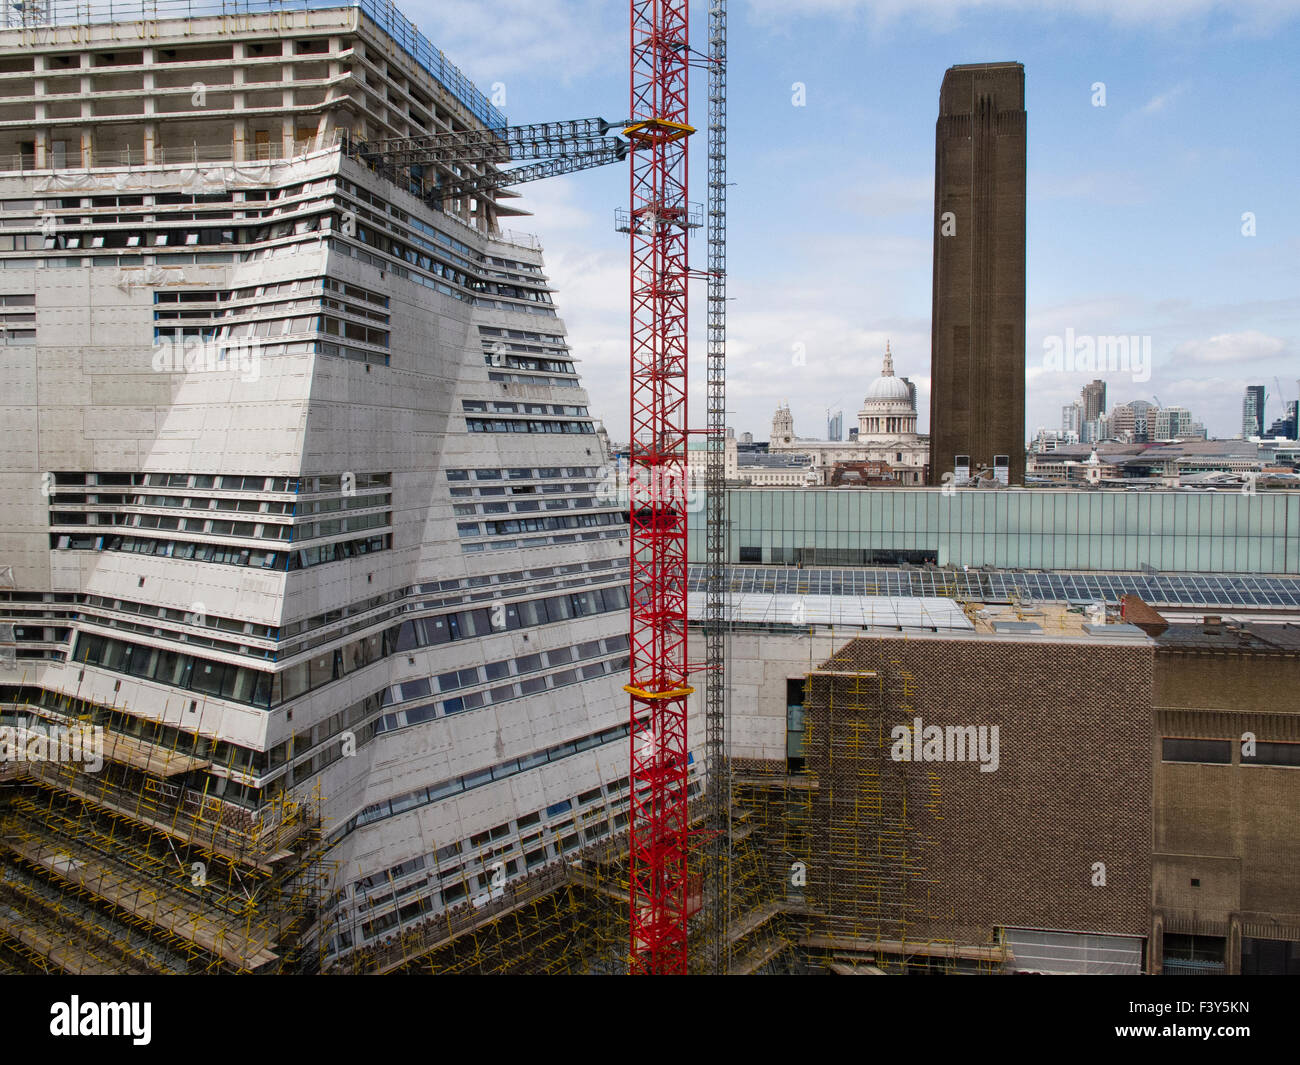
[[72, 576, 630, 709], [453, 498, 595, 516], [157, 312, 391, 350], [286, 534, 391, 570], [457, 512, 622, 538], [4, 254, 235, 271], [85, 594, 271, 637], [51, 471, 297, 492], [447, 466, 600, 481], [397, 632, 630, 703], [477, 325, 567, 347], [345, 721, 634, 834], [275, 557, 626, 647], [482, 351, 577, 376], [74, 610, 268, 663], [49, 481, 390, 517], [375, 654, 628, 733], [462, 401, 589, 417], [487, 370, 580, 389], [450, 478, 592, 497], [466, 418, 595, 435], [460, 527, 622, 554], [479, 337, 569, 358], [75, 632, 273, 706], [155, 279, 390, 318], [295, 510, 391, 543], [391, 585, 631, 651], [51, 530, 391, 571], [363, 197, 546, 303], [51, 495, 291, 514], [340, 178, 534, 277], [52, 511, 288, 540], [22, 228, 249, 252], [1162, 737, 1300, 766], [346, 215, 550, 306], [0, 292, 36, 345], [334, 239, 559, 320]]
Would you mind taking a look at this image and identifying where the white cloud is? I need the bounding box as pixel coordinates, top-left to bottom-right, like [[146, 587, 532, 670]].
[[743, 0, 1300, 33], [1169, 330, 1287, 366], [1139, 82, 1190, 114], [401, 0, 621, 84]]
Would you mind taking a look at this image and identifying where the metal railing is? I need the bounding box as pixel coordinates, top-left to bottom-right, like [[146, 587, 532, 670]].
[[494, 229, 542, 252], [16, 755, 316, 861], [4, 0, 506, 130]]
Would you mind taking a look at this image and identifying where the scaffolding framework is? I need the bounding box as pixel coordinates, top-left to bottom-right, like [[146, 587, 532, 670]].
[[342, 790, 799, 976], [703, 0, 730, 977], [3, 659, 1022, 976], [798, 656, 1003, 974], [0, 692, 333, 975]]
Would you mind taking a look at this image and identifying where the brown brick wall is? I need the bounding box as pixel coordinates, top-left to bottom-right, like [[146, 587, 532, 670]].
[[1152, 648, 1300, 947], [800, 636, 1152, 950]]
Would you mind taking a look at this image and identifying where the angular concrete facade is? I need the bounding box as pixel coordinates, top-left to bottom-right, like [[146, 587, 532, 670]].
[[0, 4, 682, 972]]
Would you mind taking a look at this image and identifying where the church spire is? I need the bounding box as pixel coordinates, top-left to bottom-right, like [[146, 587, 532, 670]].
[[881, 340, 895, 378]]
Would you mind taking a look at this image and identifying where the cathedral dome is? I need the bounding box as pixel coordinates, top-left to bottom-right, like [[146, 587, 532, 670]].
[[857, 341, 919, 443], [865, 374, 912, 403], [862, 341, 914, 409]]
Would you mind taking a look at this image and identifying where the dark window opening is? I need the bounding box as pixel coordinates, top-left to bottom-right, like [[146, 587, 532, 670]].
[[1161, 738, 1231, 764]]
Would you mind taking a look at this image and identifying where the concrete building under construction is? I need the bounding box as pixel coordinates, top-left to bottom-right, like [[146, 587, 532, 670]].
[[0, 0, 664, 973]]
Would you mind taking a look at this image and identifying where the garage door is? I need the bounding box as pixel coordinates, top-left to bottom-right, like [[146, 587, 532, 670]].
[[1003, 928, 1144, 974]]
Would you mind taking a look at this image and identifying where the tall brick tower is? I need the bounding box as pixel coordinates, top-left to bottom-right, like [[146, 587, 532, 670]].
[[928, 62, 1027, 486]]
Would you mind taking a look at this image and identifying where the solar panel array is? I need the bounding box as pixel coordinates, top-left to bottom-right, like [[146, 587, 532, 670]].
[[684, 591, 973, 630], [685, 566, 1300, 609]]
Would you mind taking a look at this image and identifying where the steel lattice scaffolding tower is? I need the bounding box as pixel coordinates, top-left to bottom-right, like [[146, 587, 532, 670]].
[[703, 0, 730, 976], [624, 0, 694, 975]]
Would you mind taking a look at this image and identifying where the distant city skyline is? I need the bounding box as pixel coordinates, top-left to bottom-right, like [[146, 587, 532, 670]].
[[733, 379, 1275, 445]]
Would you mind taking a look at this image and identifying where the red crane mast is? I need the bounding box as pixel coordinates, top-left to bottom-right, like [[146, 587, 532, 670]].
[[624, 0, 694, 975]]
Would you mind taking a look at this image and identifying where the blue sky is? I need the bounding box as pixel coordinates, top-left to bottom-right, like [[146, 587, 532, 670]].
[[406, 0, 1300, 443]]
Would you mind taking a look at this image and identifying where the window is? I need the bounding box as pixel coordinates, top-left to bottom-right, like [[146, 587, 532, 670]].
[[1243, 741, 1300, 767], [1161, 738, 1231, 764], [0, 293, 37, 345], [1243, 938, 1300, 975], [1163, 933, 1225, 972]]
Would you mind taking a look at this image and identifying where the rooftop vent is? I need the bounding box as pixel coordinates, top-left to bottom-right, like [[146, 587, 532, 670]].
[[992, 621, 1042, 634], [1083, 622, 1147, 637]]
